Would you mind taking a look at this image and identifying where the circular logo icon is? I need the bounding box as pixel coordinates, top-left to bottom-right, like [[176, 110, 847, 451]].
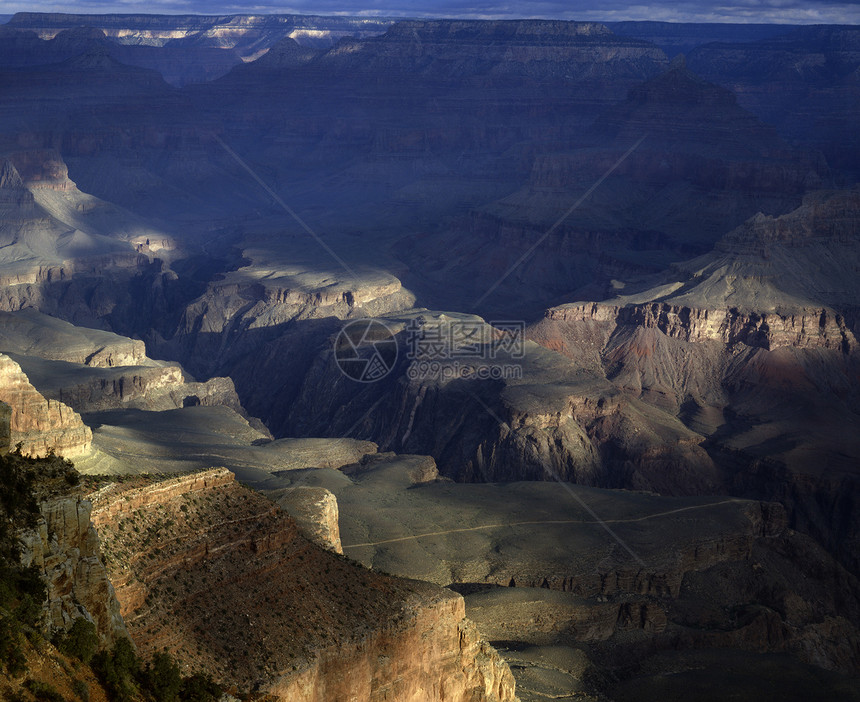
[[334, 319, 398, 382]]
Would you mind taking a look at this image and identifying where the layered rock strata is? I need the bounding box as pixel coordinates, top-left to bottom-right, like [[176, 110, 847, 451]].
[[88, 469, 518, 701], [0, 352, 91, 457], [17, 490, 128, 645]]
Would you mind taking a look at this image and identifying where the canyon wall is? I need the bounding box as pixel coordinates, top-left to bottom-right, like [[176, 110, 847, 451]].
[[17, 491, 128, 645], [89, 469, 518, 701], [268, 592, 516, 702], [0, 352, 92, 457], [543, 302, 855, 352]]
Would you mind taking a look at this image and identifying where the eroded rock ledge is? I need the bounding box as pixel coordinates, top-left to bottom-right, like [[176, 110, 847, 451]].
[[0, 352, 91, 457], [88, 468, 518, 701], [544, 301, 855, 352]]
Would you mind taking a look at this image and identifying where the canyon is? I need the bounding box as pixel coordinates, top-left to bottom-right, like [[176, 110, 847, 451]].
[[0, 12, 858, 701]]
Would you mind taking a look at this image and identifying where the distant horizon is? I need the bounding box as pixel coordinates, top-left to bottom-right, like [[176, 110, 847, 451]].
[[1, 1, 858, 25], [2, 11, 857, 25]]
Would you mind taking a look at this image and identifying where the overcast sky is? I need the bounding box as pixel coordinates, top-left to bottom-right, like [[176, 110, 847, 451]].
[[1, 0, 859, 24]]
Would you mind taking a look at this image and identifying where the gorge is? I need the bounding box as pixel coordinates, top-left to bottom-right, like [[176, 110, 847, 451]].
[[0, 11, 858, 702]]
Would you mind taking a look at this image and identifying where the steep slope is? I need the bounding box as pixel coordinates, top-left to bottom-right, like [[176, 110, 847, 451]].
[[18, 472, 129, 646], [283, 309, 720, 491], [0, 352, 91, 457], [0, 447, 125, 702], [88, 469, 518, 701], [0, 149, 198, 347], [0, 151, 176, 321], [529, 188, 860, 572], [687, 25, 860, 178]]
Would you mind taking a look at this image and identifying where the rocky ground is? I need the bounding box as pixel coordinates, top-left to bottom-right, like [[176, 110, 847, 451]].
[[86, 468, 517, 701]]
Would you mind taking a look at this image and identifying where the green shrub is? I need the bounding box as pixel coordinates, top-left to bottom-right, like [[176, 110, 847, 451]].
[[23, 679, 66, 702], [180, 673, 222, 702], [141, 651, 182, 702], [92, 638, 138, 702], [0, 615, 27, 677], [71, 679, 89, 702], [58, 618, 99, 665]]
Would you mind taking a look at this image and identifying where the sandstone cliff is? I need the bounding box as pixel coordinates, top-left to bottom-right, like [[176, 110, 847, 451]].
[[18, 492, 128, 646], [272, 486, 343, 553], [0, 352, 92, 457], [267, 592, 516, 702], [88, 469, 518, 701]]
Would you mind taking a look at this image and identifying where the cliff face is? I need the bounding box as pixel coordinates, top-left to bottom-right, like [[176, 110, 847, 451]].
[[23, 360, 244, 415], [157, 258, 415, 411], [88, 469, 518, 701], [318, 19, 665, 86], [0, 309, 247, 417], [273, 486, 343, 553], [0, 353, 92, 457], [544, 302, 855, 352], [18, 492, 128, 646], [268, 593, 516, 702], [0, 308, 147, 367]]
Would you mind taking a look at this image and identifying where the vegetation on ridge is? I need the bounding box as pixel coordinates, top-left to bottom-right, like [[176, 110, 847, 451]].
[[0, 449, 222, 702]]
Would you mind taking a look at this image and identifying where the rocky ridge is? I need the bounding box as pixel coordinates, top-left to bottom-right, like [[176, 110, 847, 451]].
[[0, 307, 247, 421], [528, 189, 860, 573], [88, 468, 518, 700], [397, 60, 825, 316], [2, 13, 394, 86]]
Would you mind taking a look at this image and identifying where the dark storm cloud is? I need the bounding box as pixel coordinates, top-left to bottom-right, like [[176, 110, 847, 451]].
[[2, 0, 859, 23]]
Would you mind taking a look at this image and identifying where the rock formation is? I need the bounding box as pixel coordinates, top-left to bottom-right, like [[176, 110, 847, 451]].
[[0, 308, 147, 367], [18, 491, 128, 645], [88, 469, 518, 701], [282, 452, 859, 693], [275, 191, 860, 583], [3, 12, 393, 85], [0, 352, 92, 457], [0, 14, 856, 699], [272, 486, 343, 553], [0, 308, 250, 418]]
